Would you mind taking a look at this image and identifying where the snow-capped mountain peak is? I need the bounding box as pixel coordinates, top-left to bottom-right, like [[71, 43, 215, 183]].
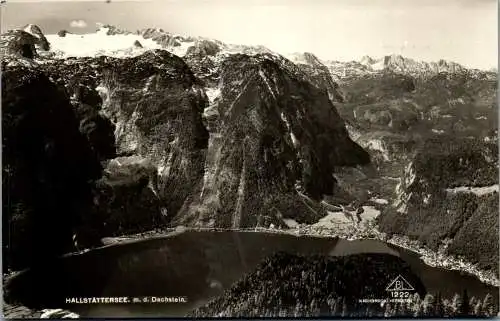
[[44, 26, 162, 59], [3, 23, 490, 81]]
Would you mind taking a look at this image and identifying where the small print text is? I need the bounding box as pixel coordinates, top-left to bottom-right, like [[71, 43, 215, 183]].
[[66, 297, 130, 304], [359, 298, 412, 304], [141, 296, 188, 303]]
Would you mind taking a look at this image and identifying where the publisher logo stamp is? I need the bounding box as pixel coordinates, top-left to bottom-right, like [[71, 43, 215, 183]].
[[385, 274, 415, 302], [358, 274, 416, 304]]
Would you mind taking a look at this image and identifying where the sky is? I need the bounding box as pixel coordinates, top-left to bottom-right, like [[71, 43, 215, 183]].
[[0, 0, 497, 69]]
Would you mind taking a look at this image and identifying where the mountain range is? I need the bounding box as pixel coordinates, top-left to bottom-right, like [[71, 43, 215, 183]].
[[1, 24, 498, 279]]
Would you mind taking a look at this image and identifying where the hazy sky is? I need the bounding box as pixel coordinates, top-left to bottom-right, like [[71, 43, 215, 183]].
[[1, 0, 497, 69]]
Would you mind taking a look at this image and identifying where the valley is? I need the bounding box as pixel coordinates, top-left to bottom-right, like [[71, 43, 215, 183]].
[[1, 22, 498, 318]]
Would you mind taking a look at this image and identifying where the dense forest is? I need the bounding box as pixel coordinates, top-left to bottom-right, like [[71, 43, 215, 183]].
[[189, 252, 499, 318], [378, 134, 499, 274], [411, 136, 498, 188], [192, 291, 498, 318]]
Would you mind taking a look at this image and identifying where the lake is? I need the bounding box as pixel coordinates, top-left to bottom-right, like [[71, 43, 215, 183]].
[[4, 231, 498, 317]]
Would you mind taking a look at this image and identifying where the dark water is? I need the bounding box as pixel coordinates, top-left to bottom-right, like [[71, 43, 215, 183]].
[[5, 231, 499, 317]]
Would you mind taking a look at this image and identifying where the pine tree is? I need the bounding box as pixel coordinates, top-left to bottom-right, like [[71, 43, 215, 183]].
[[310, 298, 317, 315], [341, 297, 348, 317], [401, 300, 412, 317], [482, 293, 495, 317], [473, 300, 482, 316], [461, 289, 470, 316], [351, 301, 361, 317], [469, 296, 476, 311], [422, 294, 435, 317], [363, 304, 371, 318], [384, 302, 393, 317], [434, 292, 445, 317], [332, 297, 341, 316], [405, 295, 414, 316], [443, 298, 453, 317], [294, 301, 301, 318], [451, 293, 463, 316], [392, 301, 402, 317], [412, 293, 422, 317], [396, 301, 410, 317], [414, 302, 424, 317]]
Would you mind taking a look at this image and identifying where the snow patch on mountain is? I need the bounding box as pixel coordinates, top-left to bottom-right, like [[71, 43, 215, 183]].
[[45, 27, 162, 58]]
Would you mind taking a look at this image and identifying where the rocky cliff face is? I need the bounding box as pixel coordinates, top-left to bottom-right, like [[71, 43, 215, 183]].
[[1, 24, 54, 67], [95, 51, 209, 221], [174, 54, 369, 228], [0, 30, 39, 60], [1, 25, 370, 270], [21, 24, 50, 52], [1, 66, 102, 270], [39, 50, 208, 235], [285, 52, 345, 102]]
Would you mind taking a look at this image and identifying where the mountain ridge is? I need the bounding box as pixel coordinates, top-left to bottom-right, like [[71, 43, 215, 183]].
[[1, 23, 370, 270], [5, 23, 493, 76], [1, 22, 498, 282]]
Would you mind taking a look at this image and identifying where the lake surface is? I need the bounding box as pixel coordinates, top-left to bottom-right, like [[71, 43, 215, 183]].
[[5, 231, 499, 317]]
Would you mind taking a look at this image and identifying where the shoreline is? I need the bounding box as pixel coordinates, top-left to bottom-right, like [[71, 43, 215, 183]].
[[4, 223, 498, 290], [96, 224, 500, 288], [3, 224, 497, 319], [385, 235, 500, 288]]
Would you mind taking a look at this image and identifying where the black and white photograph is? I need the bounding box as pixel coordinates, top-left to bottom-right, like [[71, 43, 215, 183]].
[[1, 0, 499, 318]]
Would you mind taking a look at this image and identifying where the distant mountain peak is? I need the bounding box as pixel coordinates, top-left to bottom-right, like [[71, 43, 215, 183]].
[[1, 22, 489, 80], [339, 53, 472, 78], [360, 55, 375, 65], [283, 52, 322, 66], [21, 23, 50, 51], [95, 24, 133, 36]]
